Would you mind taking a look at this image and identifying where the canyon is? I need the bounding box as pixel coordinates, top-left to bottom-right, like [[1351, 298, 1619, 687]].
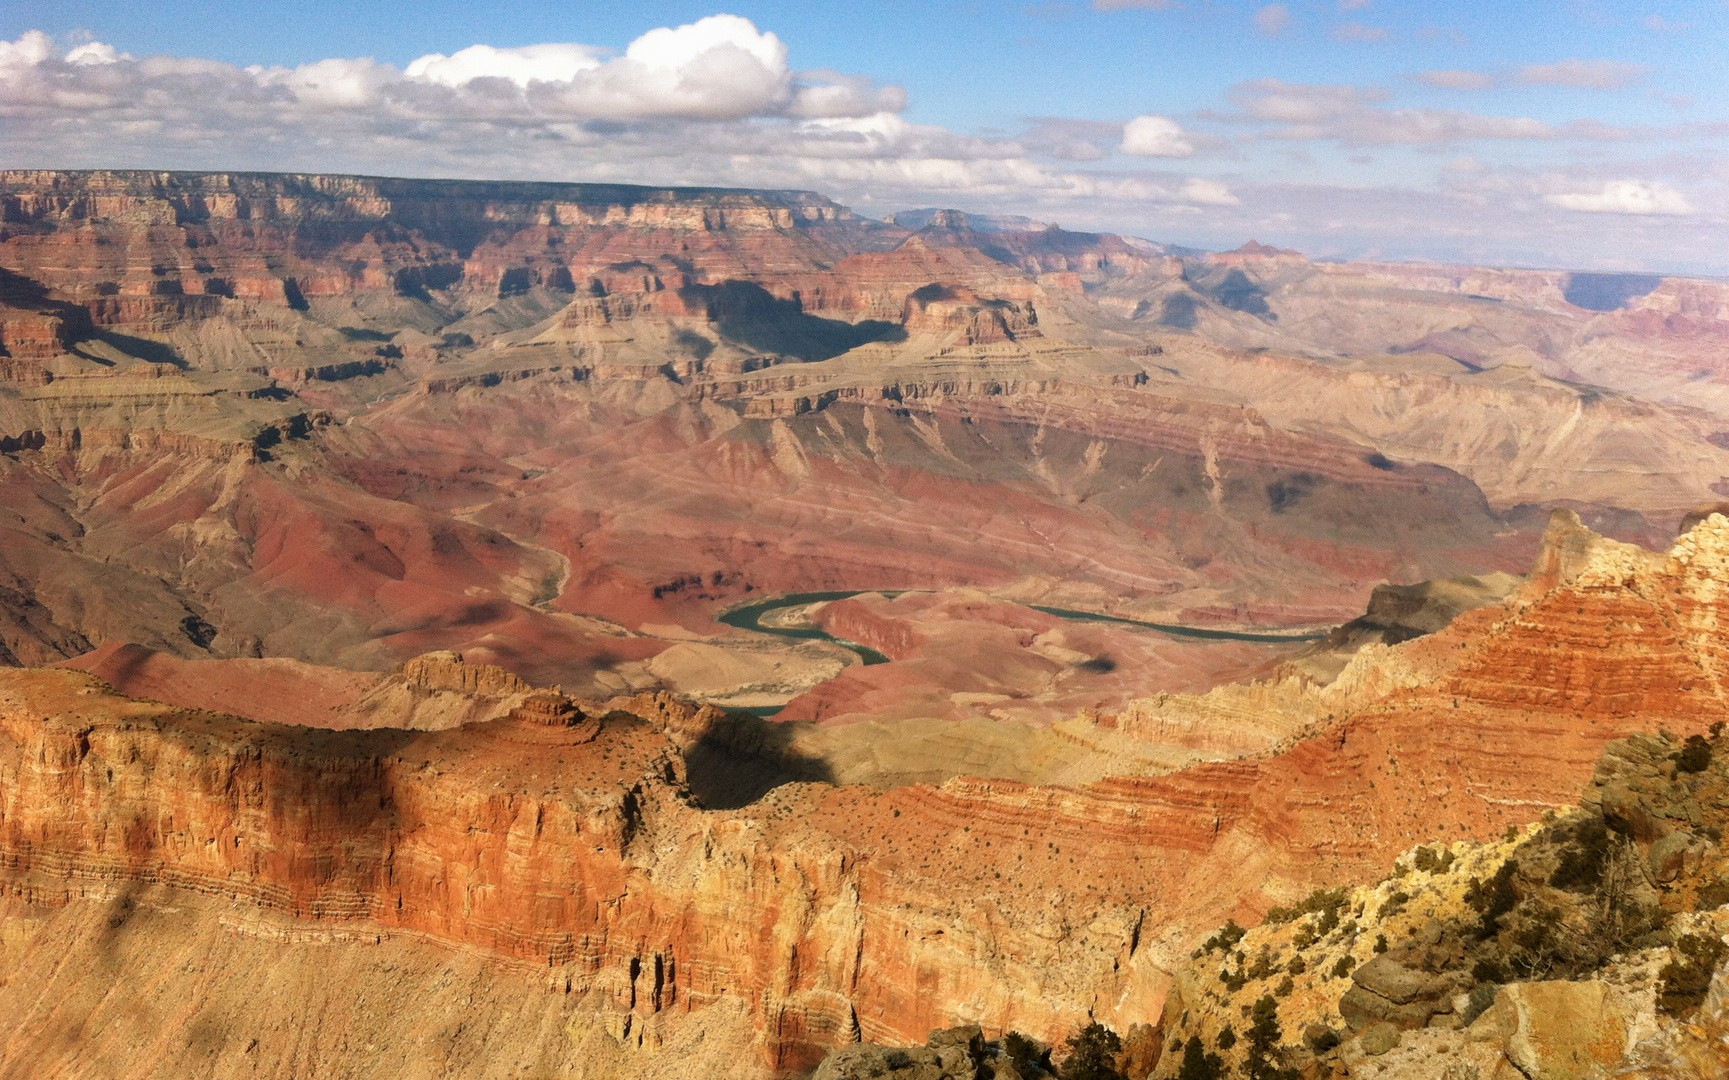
[[3, 509, 1728, 1078], [3, 170, 1729, 1077]]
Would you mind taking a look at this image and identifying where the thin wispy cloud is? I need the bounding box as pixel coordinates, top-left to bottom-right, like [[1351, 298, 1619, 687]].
[[1416, 70, 1497, 90], [1518, 59, 1646, 90], [1226, 80, 1558, 144], [1255, 5, 1293, 36], [1332, 22, 1390, 43]]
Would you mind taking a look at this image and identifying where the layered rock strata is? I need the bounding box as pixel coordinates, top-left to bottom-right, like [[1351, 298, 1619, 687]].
[[1, 512, 1727, 1078], [1151, 726, 1729, 1079]]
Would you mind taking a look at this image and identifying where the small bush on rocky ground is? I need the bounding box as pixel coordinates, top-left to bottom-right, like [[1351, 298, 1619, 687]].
[[1174, 1037, 1223, 1080], [1411, 845, 1455, 874], [1243, 995, 1297, 1080], [1676, 734, 1712, 774], [1001, 1031, 1052, 1075], [1659, 932, 1727, 1016], [1265, 886, 1348, 929], [1547, 818, 1610, 890], [1195, 920, 1246, 957], [1246, 945, 1279, 981]]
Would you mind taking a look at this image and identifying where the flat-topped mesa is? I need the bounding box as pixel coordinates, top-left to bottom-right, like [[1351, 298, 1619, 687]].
[[398, 649, 534, 697], [334, 652, 599, 732], [0, 170, 855, 230], [505, 690, 594, 732], [0, 170, 893, 336]]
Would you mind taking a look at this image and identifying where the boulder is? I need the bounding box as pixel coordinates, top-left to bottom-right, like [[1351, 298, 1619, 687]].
[[1474, 981, 1628, 1080], [1359, 1022, 1400, 1056], [1340, 979, 1444, 1032], [812, 1026, 988, 1080], [813, 1044, 960, 1080], [1352, 956, 1432, 1004], [1649, 831, 1694, 882], [1598, 782, 1669, 844]]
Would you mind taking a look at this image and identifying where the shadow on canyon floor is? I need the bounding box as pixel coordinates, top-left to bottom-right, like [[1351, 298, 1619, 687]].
[[683, 280, 907, 362], [684, 713, 834, 810]]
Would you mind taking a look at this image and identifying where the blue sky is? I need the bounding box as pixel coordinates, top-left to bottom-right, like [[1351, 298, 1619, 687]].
[[3, 2, 1726, 271]]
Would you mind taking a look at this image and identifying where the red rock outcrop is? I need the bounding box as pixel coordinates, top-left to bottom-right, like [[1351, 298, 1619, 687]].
[[2, 512, 1726, 1077]]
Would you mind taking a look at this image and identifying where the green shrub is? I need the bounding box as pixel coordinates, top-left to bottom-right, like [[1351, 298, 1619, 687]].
[[1472, 860, 1519, 936], [1461, 983, 1499, 1026], [1265, 887, 1348, 928], [1004, 1032, 1050, 1074], [1698, 879, 1729, 911], [1677, 734, 1712, 774], [1330, 956, 1354, 979], [1244, 996, 1293, 1080], [1412, 846, 1455, 874], [1247, 945, 1278, 981], [1200, 920, 1247, 954], [1059, 1022, 1124, 1080], [1176, 1037, 1223, 1080], [1471, 958, 1506, 984]]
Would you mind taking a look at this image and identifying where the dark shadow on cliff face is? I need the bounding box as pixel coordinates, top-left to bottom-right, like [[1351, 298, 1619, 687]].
[[1211, 268, 1276, 319], [90, 331, 187, 368], [1564, 272, 1663, 311], [680, 280, 906, 362], [682, 712, 834, 810], [1160, 291, 1200, 329]]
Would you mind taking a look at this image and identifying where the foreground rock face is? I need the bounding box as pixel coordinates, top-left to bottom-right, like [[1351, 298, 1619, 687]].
[[1154, 719, 1729, 1079], [1, 512, 1727, 1077]]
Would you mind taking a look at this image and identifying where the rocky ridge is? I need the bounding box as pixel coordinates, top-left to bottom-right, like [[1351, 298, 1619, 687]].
[[1150, 723, 1729, 1079]]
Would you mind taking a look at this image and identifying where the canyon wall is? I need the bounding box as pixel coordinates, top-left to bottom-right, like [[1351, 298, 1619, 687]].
[[2, 513, 1727, 1076]]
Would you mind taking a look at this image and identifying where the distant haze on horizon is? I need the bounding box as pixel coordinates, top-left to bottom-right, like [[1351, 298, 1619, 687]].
[[2, 1, 1725, 274]]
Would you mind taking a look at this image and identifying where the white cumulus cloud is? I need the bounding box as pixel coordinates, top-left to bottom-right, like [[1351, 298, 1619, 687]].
[[404, 43, 604, 88], [64, 41, 125, 66], [1180, 177, 1240, 205], [1545, 180, 1694, 215], [1120, 115, 1195, 157]]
